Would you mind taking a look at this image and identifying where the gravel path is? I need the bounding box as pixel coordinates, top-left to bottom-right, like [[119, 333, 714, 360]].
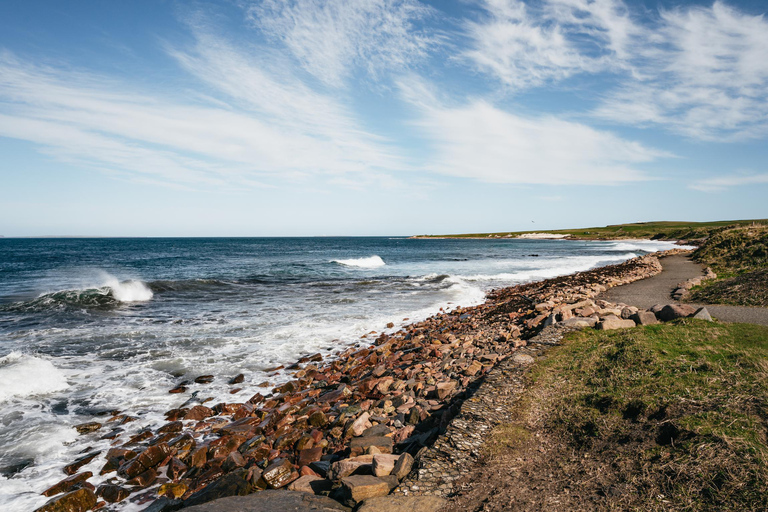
[[601, 255, 768, 326]]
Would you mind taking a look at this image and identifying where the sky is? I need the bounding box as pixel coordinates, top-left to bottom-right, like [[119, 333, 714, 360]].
[[0, 0, 766, 237]]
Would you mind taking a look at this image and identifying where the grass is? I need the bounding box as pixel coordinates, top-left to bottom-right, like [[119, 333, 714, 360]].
[[415, 219, 768, 241], [521, 320, 768, 510]]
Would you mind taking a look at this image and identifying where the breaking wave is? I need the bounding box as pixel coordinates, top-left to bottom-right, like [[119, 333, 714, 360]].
[[332, 255, 386, 268], [0, 352, 68, 402]]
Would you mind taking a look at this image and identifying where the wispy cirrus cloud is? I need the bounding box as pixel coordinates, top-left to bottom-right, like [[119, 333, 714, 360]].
[[0, 26, 403, 190], [398, 78, 667, 185], [690, 172, 768, 192], [243, 0, 437, 87], [463, 0, 768, 141]]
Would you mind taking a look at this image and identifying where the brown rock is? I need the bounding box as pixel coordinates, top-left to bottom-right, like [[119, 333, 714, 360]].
[[371, 454, 399, 477], [356, 496, 447, 512], [158, 482, 187, 499], [183, 405, 214, 421], [657, 304, 697, 322], [435, 380, 457, 400], [340, 475, 389, 506], [157, 421, 183, 435], [42, 472, 93, 497], [349, 436, 392, 457], [261, 458, 297, 489], [298, 447, 323, 467], [329, 455, 375, 480], [194, 375, 214, 384], [63, 452, 99, 475], [392, 453, 414, 481], [287, 475, 333, 494], [33, 488, 97, 512], [229, 374, 245, 385], [74, 422, 102, 435], [631, 311, 659, 326], [464, 360, 483, 376], [167, 457, 188, 481], [95, 484, 129, 503], [348, 412, 372, 437], [126, 467, 157, 487]]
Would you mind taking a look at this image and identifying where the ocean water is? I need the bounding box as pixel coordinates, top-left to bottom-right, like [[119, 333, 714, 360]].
[[0, 237, 683, 509]]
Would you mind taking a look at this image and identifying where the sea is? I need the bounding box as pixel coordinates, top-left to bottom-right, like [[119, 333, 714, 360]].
[[0, 236, 684, 510]]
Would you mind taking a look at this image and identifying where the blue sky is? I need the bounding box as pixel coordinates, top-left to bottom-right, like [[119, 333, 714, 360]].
[[0, 0, 766, 236]]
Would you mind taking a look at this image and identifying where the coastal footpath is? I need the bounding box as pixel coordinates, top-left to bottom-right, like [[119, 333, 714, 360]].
[[36, 248, 721, 512]]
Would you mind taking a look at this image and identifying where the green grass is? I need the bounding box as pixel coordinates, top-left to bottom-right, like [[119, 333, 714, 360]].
[[416, 219, 768, 241], [530, 320, 768, 510]]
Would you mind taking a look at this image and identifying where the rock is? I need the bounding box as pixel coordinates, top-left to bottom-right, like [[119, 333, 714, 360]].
[[434, 380, 457, 400], [229, 374, 245, 385], [361, 424, 391, 438], [598, 315, 636, 330], [74, 422, 102, 435], [391, 453, 413, 481], [194, 375, 214, 384], [349, 436, 392, 457], [298, 447, 323, 467], [464, 360, 483, 376], [167, 457, 188, 481], [512, 353, 535, 365], [329, 455, 374, 480], [96, 484, 130, 503], [349, 412, 372, 437], [159, 482, 188, 499], [182, 490, 350, 512], [339, 475, 389, 506], [287, 475, 333, 494], [357, 496, 447, 512], [631, 311, 660, 326], [63, 452, 99, 475], [126, 467, 157, 487], [650, 304, 665, 314], [558, 317, 597, 329], [184, 468, 254, 507], [142, 497, 183, 512], [371, 454, 399, 477], [692, 307, 713, 321], [183, 405, 214, 421], [33, 488, 97, 512], [260, 458, 298, 489], [42, 472, 92, 497], [657, 304, 697, 322]]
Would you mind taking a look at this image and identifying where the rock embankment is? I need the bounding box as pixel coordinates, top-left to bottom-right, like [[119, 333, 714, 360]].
[[36, 249, 700, 512]]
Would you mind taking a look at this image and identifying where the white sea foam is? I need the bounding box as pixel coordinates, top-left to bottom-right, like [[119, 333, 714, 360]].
[[600, 240, 696, 252], [332, 255, 386, 268], [100, 274, 153, 302], [0, 352, 69, 402]]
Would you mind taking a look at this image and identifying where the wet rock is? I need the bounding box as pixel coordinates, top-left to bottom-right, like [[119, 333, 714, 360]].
[[183, 490, 350, 512], [339, 475, 389, 506], [159, 482, 187, 499], [194, 375, 214, 384], [357, 495, 447, 512], [142, 497, 183, 512], [96, 483, 130, 503], [126, 467, 157, 487], [183, 405, 214, 421], [157, 421, 183, 435], [74, 422, 102, 435], [42, 472, 93, 497], [598, 315, 636, 330], [349, 436, 392, 457], [183, 468, 254, 507], [167, 457, 188, 481], [229, 374, 245, 385], [169, 386, 187, 394], [260, 458, 298, 489], [63, 452, 99, 475], [33, 488, 97, 512], [657, 304, 697, 322], [222, 451, 246, 472]]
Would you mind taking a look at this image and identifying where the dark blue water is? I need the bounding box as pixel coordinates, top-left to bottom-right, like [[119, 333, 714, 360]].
[[0, 236, 681, 509]]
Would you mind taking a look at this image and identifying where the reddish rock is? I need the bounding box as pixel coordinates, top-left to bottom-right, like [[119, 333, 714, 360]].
[[183, 405, 214, 421], [340, 475, 389, 506], [42, 472, 93, 497], [63, 452, 99, 475], [194, 375, 214, 384], [349, 436, 392, 457], [657, 304, 697, 322], [74, 422, 102, 435], [371, 454, 399, 477], [157, 421, 183, 434], [95, 484, 130, 503], [33, 488, 97, 512], [126, 467, 157, 487], [167, 457, 188, 481], [297, 447, 323, 467], [260, 459, 298, 489], [229, 374, 245, 385]]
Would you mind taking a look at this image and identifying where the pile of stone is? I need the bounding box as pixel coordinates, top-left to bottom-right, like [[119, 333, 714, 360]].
[[672, 267, 717, 300], [36, 250, 694, 512]]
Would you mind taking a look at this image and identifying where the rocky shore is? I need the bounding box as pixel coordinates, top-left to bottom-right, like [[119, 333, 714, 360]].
[[35, 248, 703, 512]]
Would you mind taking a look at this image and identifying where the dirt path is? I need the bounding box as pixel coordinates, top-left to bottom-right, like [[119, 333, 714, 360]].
[[600, 255, 768, 326]]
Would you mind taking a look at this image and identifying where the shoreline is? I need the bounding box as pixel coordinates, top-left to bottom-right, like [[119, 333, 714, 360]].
[[35, 248, 694, 512]]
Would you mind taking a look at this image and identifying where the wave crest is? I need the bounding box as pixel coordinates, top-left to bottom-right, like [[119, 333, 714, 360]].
[[332, 255, 386, 268], [0, 352, 68, 402]]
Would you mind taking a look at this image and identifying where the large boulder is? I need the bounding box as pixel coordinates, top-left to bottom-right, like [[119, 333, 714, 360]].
[[597, 315, 636, 330], [339, 475, 390, 507], [631, 311, 659, 326], [33, 488, 97, 512], [357, 496, 447, 512], [657, 304, 697, 322], [182, 490, 350, 511]]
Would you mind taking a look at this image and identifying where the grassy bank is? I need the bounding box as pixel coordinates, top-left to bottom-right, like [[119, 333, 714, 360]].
[[688, 225, 768, 306], [458, 320, 768, 511], [416, 219, 768, 241]]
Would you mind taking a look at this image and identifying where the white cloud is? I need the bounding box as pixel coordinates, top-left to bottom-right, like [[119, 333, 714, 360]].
[[399, 78, 666, 185], [463, 0, 637, 89], [0, 35, 402, 190], [243, 0, 436, 87], [594, 1, 768, 140], [690, 172, 768, 192]]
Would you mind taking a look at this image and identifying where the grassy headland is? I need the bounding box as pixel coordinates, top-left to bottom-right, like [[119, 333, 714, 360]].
[[451, 320, 768, 511], [414, 219, 768, 242]]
